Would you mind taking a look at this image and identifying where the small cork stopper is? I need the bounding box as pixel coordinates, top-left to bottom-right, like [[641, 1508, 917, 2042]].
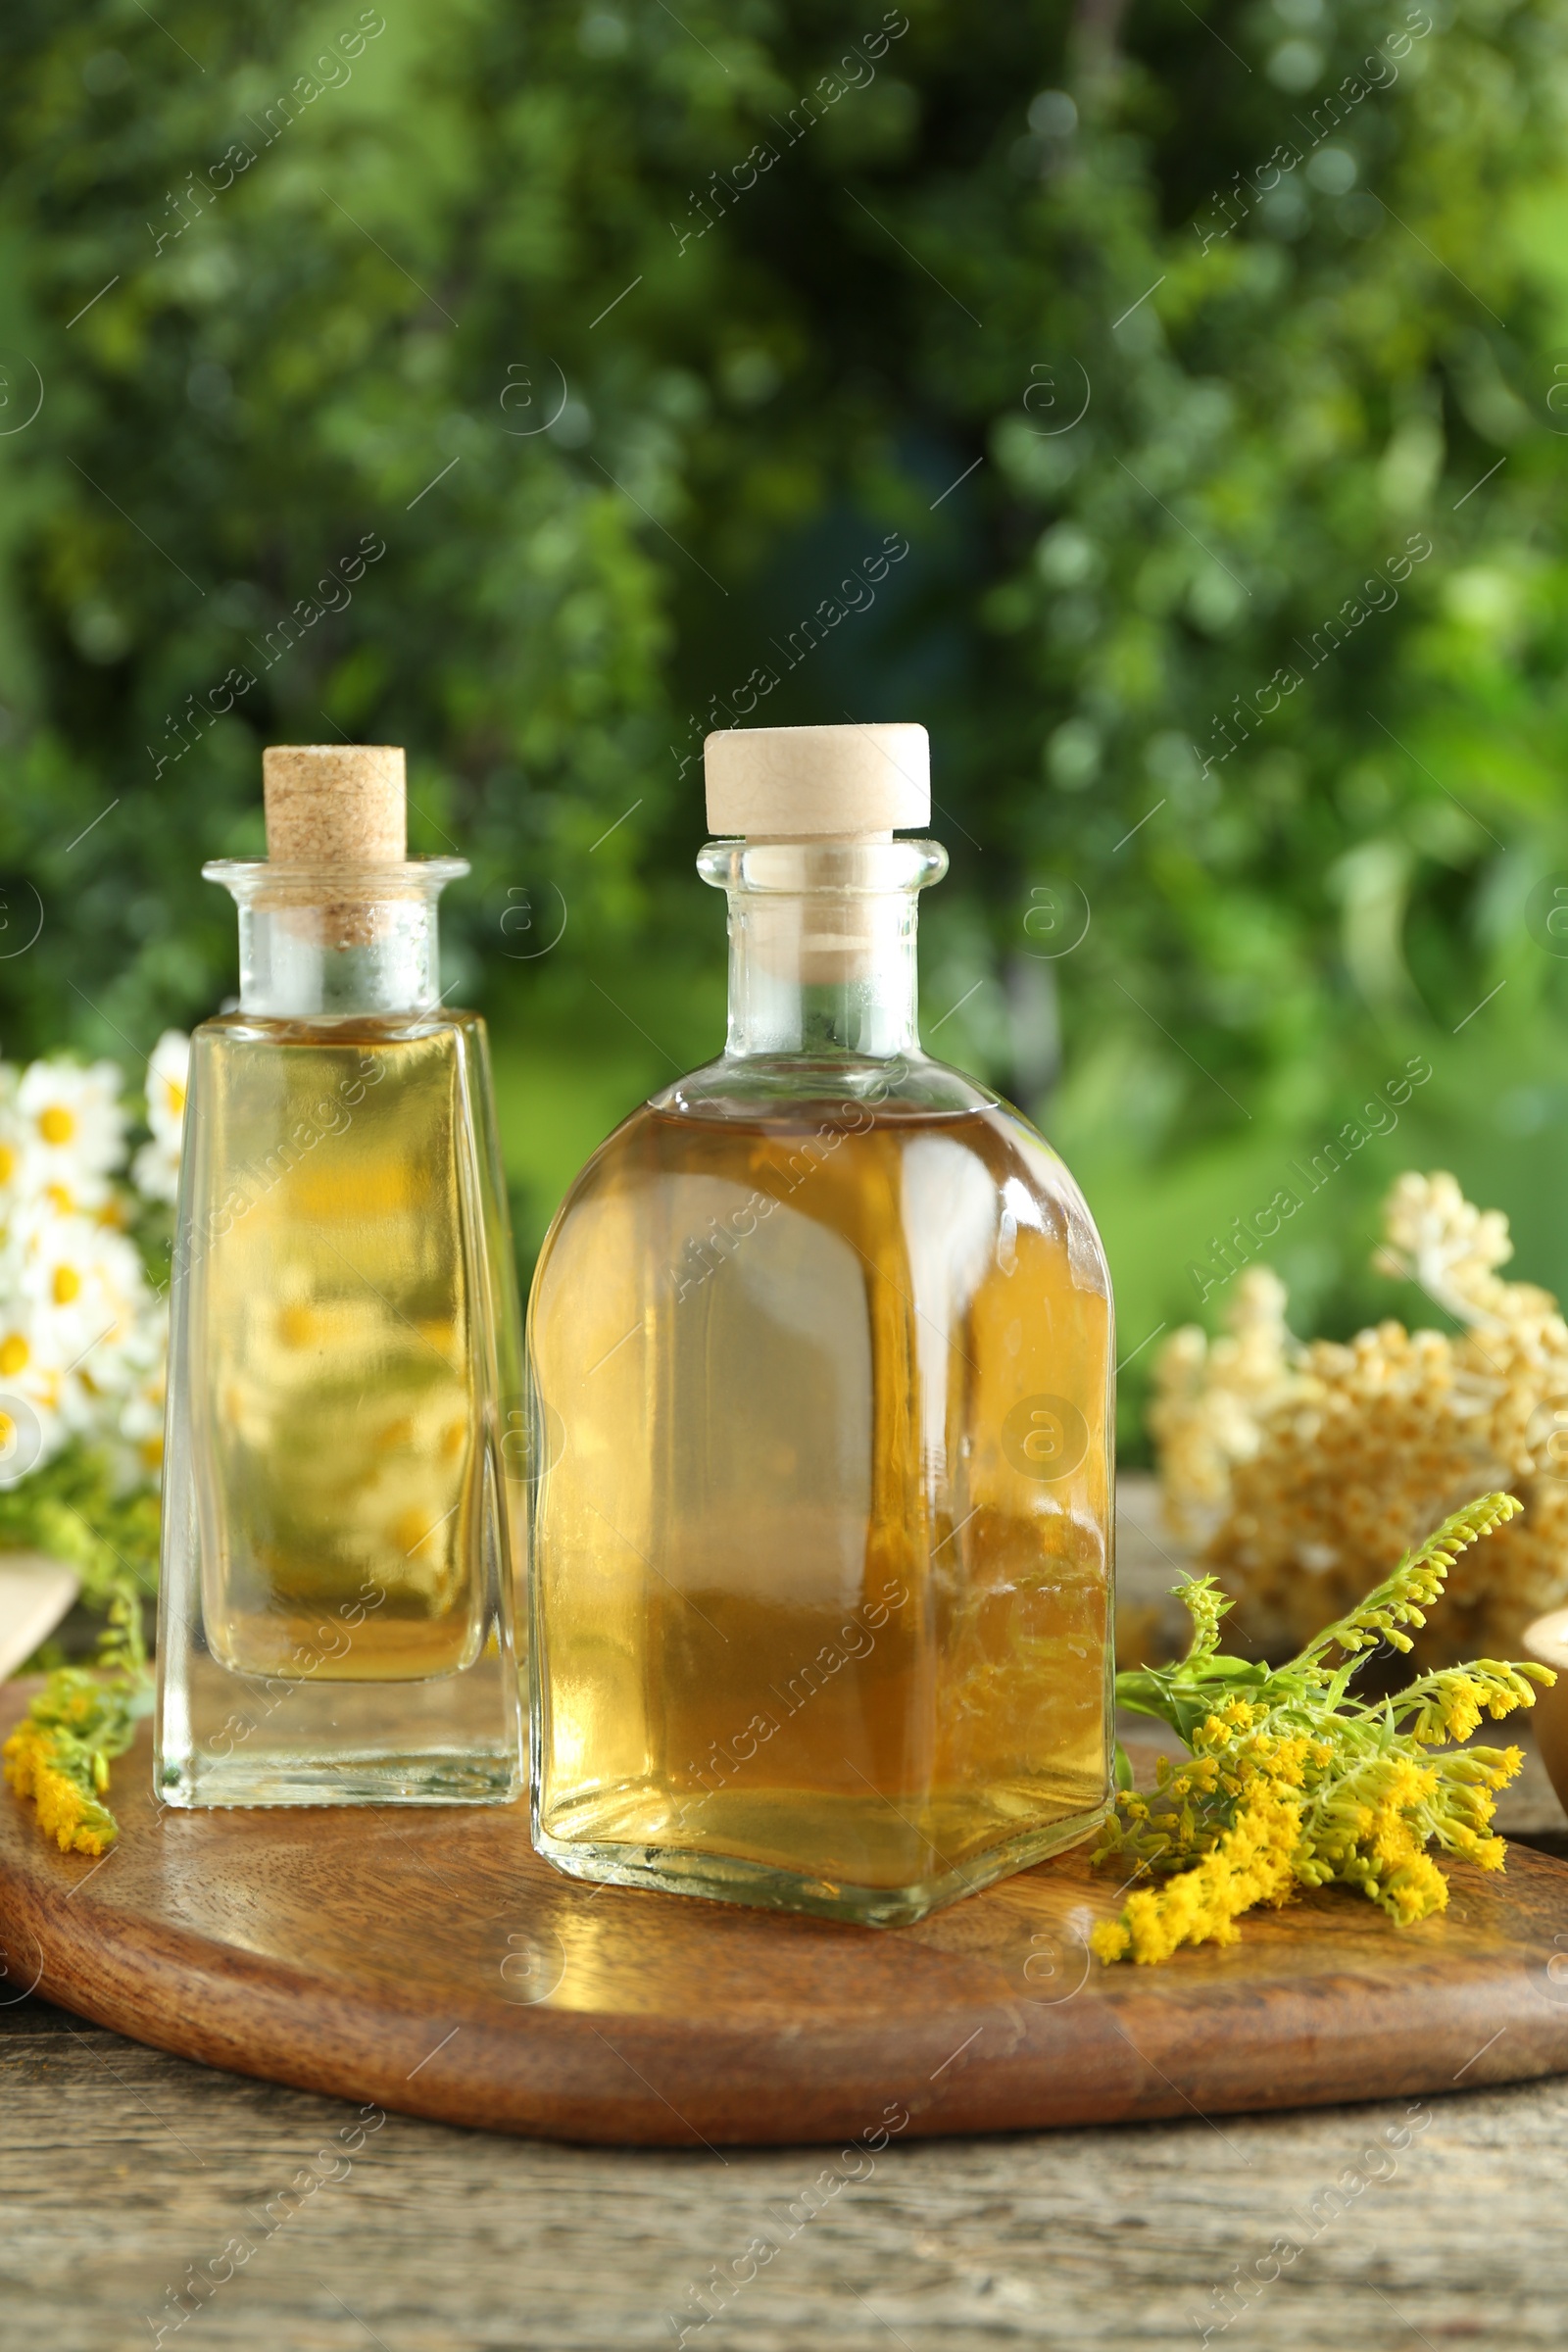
[[705, 723, 929, 837], [263, 746, 407, 865]]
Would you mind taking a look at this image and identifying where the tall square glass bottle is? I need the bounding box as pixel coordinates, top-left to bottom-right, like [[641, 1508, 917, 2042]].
[[156, 746, 525, 1806]]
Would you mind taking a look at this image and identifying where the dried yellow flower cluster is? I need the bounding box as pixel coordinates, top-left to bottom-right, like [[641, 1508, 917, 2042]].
[[1094, 1742, 1302, 1965], [1095, 1494, 1547, 1964], [2, 1576, 149, 1855], [1152, 1173, 1568, 1665], [2, 1714, 117, 1855]]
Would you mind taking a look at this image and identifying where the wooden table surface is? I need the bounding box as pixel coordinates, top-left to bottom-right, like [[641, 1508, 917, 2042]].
[[6, 1481, 1568, 2351]]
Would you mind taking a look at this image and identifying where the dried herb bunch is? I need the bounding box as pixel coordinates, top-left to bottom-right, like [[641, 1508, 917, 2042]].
[[1153, 1173, 1568, 1667], [1094, 1494, 1551, 1966]]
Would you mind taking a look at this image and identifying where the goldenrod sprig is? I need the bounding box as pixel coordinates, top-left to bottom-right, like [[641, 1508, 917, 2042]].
[[1094, 1494, 1554, 1965], [1390, 1658, 1545, 1745], [1296, 1491, 1524, 1669], [3, 1567, 153, 1856]]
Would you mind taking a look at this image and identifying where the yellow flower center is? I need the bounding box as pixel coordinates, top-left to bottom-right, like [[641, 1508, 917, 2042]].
[[393, 1506, 439, 1557], [0, 1333, 28, 1377], [53, 1265, 81, 1306], [0, 1144, 15, 1185], [38, 1106, 75, 1147]]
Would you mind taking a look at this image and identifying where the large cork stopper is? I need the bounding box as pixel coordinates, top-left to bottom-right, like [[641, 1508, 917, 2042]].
[[705, 723, 928, 837], [263, 745, 407, 865]]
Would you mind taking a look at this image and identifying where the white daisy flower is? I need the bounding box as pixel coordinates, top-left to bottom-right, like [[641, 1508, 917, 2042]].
[[16, 1057, 127, 1211], [131, 1030, 191, 1205], [0, 1049, 172, 1493], [0, 1303, 68, 1484], [0, 1391, 60, 1488], [21, 1213, 149, 1396], [113, 1303, 169, 1489], [0, 1065, 23, 1202]]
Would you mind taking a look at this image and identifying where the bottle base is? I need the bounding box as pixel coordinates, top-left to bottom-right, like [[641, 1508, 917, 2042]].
[[531, 1798, 1110, 1928], [155, 1640, 525, 1810], [158, 1753, 523, 1808]]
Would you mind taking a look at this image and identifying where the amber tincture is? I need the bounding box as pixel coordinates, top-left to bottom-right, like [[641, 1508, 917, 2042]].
[[528, 723, 1112, 1923], [192, 1018, 491, 1684]]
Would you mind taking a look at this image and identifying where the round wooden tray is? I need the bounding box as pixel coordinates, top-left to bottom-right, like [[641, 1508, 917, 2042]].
[[4, 1690, 1568, 2145]]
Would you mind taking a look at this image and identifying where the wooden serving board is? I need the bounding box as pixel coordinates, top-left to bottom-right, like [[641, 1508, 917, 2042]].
[[5, 1687, 1568, 2146]]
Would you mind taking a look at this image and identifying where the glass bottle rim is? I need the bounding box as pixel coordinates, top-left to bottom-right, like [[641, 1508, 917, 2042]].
[[203, 857, 469, 906], [697, 837, 948, 895]]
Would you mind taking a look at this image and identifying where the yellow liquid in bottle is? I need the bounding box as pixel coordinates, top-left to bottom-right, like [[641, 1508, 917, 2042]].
[[185, 1016, 491, 1683], [529, 1093, 1112, 1921]]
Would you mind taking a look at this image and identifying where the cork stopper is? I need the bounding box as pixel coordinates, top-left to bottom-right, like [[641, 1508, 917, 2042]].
[[705, 723, 929, 837], [263, 746, 407, 865]]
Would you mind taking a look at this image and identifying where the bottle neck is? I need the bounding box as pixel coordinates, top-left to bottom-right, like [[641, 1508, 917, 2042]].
[[700, 838, 947, 1061], [204, 858, 467, 1018]]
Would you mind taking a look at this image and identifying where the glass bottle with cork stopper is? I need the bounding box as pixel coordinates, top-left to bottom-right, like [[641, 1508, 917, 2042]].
[[155, 745, 525, 1806], [527, 721, 1114, 1923]]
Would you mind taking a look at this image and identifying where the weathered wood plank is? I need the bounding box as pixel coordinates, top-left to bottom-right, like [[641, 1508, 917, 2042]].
[[3, 2000, 1567, 2350]]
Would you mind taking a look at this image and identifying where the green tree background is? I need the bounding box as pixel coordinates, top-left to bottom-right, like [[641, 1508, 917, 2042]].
[[2, 0, 1567, 1454]]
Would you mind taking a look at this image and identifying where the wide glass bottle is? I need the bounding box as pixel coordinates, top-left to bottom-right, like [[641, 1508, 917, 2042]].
[[528, 722, 1113, 1924], [156, 745, 525, 1806]]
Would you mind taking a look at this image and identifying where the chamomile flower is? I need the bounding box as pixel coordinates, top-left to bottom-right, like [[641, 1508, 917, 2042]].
[[0, 1300, 66, 1483], [0, 1065, 23, 1202], [0, 1047, 168, 1866], [21, 1214, 149, 1434], [131, 1030, 191, 1205], [109, 1297, 168, 1489], [16, 1058, 126, 1211]]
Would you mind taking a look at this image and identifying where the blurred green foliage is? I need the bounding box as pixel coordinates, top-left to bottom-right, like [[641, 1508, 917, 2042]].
[[3, 0, 1568, 1453]]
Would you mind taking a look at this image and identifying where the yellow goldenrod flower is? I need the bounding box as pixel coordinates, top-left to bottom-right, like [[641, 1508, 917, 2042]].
[[1098, 1494, 1551, 1963], [1092, 1777, 1301, 1965], [3, 1721, 114, 1855], [3, 1573, 150, 1857]]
